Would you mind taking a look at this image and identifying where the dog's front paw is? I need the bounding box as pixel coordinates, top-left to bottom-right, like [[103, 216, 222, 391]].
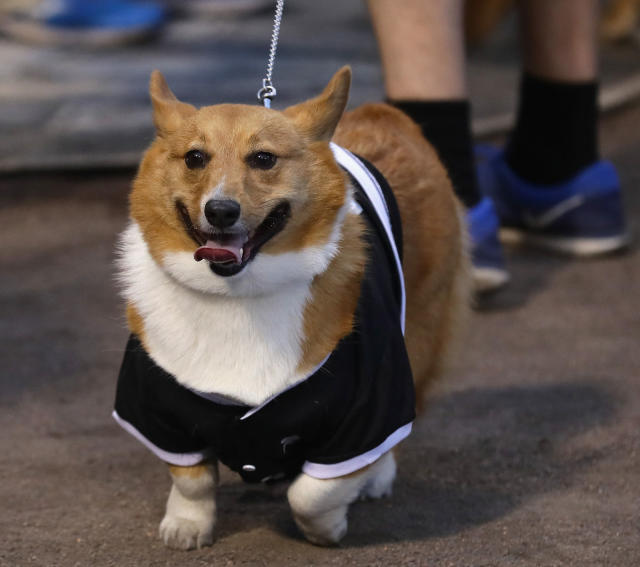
[[292, 506, 348, 546], [160, 465, 217, 550], [159, 514, 214, 550]]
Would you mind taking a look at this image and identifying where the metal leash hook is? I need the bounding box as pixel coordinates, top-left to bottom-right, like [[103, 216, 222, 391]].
[[257, 79, 277, 109], [257, 0, 284, 109]]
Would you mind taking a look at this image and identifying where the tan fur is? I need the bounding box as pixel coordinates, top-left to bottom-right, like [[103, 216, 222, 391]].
[[125, 303, 146, 344], [168, 463, 212, 479], [334, 104, 470, 408], [283, 67, 352, 142], [297, 213, 367, 373], [261, 141, 346, 257]]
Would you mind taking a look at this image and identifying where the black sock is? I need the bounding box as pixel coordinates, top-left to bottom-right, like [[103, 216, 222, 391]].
[[506, 72, 599, 185], [391, 100, 481, 208]]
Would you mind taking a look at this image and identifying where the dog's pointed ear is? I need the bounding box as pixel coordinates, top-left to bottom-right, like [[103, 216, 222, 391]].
[[149, 70, 196, 137], [284, 66, 351, 142]]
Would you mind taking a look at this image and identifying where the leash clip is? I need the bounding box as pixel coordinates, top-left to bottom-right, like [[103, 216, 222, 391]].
[[257, 0, 284, 109], [257, 79, 277, 109]]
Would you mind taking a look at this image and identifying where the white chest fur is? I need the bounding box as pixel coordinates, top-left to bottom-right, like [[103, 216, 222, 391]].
[[117, 222, 316, 406]]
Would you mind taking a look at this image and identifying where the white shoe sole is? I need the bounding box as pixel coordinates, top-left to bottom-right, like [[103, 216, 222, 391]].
[[500, 227, 632, 256], [472, 266, 510, 293]]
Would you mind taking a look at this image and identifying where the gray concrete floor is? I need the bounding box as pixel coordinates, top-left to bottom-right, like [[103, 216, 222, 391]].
[[1, 3, 640, 566]]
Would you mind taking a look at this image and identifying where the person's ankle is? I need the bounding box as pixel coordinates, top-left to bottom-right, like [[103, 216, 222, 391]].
[[505, 72, 599, 186]]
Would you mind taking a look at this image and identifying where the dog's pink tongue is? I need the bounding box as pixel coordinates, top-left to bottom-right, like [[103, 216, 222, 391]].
[[194, 238, 244, 264]]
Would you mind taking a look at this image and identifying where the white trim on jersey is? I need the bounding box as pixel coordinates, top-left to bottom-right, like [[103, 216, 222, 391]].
[[302, 422, 412, 479], [113, 410, 209, 466], [330, 143, 406, 334]]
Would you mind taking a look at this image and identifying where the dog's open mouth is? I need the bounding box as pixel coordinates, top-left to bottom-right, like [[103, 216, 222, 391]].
[[176, 200, 291, 277]]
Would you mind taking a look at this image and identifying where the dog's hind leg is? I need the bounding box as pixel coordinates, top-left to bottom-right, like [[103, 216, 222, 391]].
[[287, 452, 396, 545], [159, 461, 218, 550]]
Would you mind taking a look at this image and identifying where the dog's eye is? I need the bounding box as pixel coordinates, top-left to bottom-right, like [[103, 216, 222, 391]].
[[247, 151, 277, 170], [184, 149, 208, 170]]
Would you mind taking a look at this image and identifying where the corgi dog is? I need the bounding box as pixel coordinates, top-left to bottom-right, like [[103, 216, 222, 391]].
[[113, 66, 469, 549]]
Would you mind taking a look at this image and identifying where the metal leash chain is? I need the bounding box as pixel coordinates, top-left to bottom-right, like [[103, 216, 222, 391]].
[[257, 0, 284, 108]]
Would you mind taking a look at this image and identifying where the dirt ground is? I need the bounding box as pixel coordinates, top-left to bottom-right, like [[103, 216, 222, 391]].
[[1, 104, 639, 566]]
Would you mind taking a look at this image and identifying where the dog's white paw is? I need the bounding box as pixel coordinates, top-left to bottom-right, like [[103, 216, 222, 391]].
[[293, 505, 348, 546], [159, 514, 214, 550], [360, 451, 396, 500], [360, 475, 393, 500], [160, 475, 216, 551]]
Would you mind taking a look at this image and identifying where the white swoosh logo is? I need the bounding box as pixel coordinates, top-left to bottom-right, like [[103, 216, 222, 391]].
[[523, 194, 586, 229]]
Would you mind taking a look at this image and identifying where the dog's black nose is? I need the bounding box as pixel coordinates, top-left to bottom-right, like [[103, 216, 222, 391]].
[[204, 199, 241, 229]]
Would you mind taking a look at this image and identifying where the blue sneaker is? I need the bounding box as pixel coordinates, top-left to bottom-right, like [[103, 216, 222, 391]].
[[0, 0, 166, 47], [476, 145, 630, 256], [467, 196, 510, 292]]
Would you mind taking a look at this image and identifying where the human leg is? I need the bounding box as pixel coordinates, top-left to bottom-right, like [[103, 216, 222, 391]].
[[368, 0, 508, 291], [507, 0, 599, 184], [367, 0, 466, 100], [367, 0, 479, 207], [479, 0, 629, 255]]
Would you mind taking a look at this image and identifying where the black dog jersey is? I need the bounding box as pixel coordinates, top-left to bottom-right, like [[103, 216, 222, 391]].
[[113, 144, 415, 483]]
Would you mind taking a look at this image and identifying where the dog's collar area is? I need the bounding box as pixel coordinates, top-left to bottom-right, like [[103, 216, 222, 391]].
[[175, 199, 291, 277]]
